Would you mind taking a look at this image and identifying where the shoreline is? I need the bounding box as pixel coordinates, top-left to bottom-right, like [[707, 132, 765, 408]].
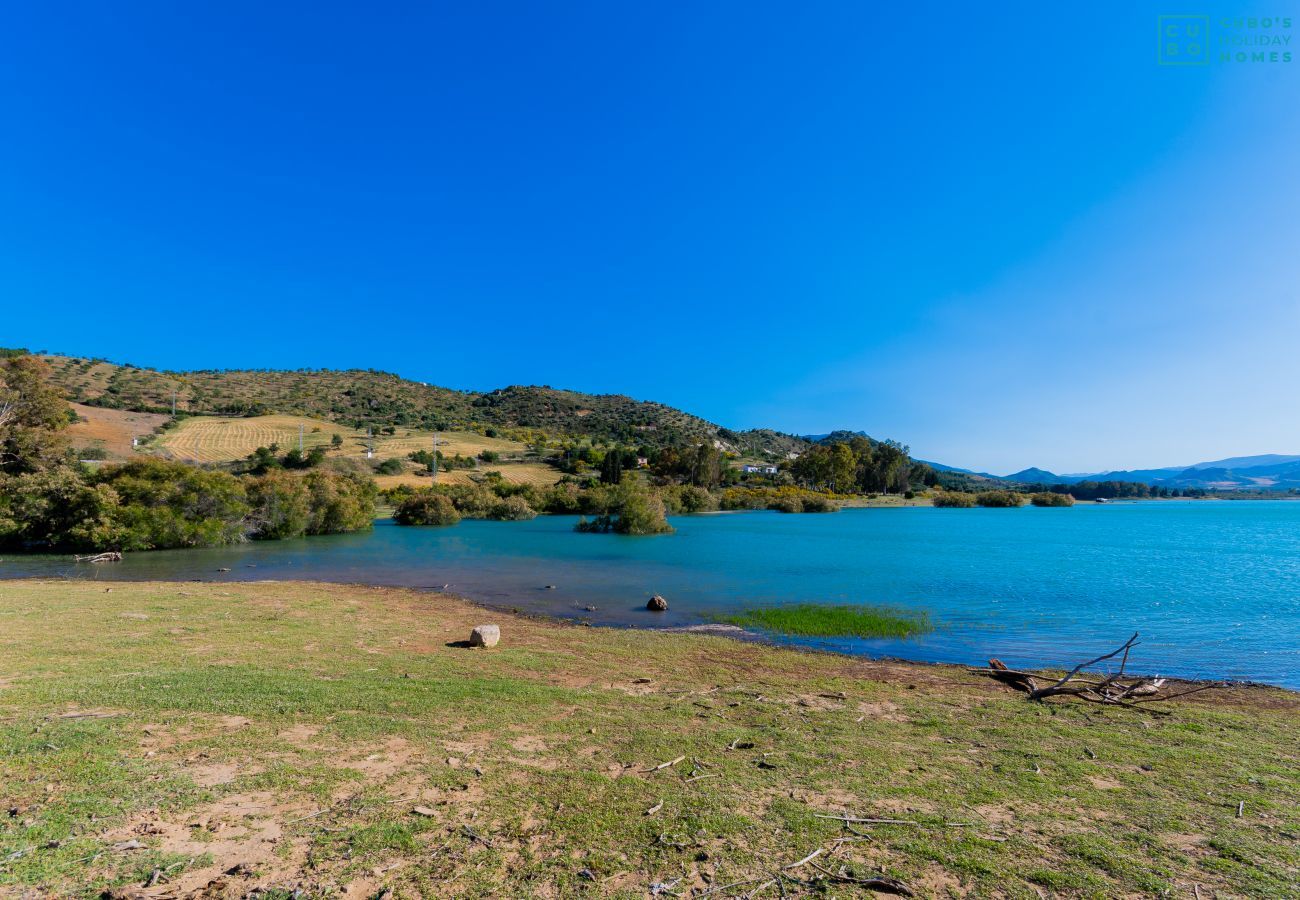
[[5, 574, 1292, 699]]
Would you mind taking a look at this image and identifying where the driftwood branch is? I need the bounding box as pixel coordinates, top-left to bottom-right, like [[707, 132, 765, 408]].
[[972, 633, 1223, 707]]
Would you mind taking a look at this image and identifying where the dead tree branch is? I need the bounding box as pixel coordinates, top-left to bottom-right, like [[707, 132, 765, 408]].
[[971, 633, 1223, 708]]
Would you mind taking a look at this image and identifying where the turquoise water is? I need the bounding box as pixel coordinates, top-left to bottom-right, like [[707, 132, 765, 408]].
[[3, 501, 1298, 687]]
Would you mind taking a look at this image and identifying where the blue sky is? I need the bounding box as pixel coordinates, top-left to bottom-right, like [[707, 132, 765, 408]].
[[2, 2, 1297, 474]]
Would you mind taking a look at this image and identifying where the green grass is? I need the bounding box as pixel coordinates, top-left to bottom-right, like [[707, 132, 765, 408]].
[[0, 580, 1297, 898], [717, 602, 932, 638]]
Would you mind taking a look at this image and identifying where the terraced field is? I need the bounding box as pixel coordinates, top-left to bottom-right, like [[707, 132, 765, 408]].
[[155, 414, 540, 467], [373, 462, 565, 491]]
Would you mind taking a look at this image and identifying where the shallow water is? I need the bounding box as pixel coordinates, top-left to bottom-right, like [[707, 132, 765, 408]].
[[3, 501, 1298, 687]]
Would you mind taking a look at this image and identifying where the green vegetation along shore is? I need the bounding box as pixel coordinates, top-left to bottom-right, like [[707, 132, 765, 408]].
[[717, 603, 932, 639], [1, 580, 1297, 898]]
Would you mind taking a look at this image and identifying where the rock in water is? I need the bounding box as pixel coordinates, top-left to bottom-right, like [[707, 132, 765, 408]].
[[470, 624, 500, 647], [647, 595, 668, 612]]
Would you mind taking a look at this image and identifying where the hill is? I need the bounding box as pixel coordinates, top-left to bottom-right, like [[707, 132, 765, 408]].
[[37, 354, 810, 458]]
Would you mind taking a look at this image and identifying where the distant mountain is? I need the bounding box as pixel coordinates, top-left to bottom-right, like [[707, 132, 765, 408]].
[[1004, 467, 1061, 484], [1000, 456, 1300, 491], [1187, 454, 1300, 471]]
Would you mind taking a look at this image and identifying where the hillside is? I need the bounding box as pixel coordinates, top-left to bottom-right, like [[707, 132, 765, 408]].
[[37, 354, 810, 457]]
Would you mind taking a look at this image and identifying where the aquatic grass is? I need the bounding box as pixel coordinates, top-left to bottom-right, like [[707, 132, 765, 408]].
[[717, 602, 931, 638]]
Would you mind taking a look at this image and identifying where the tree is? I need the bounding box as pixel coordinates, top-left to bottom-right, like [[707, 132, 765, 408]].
[[600, 449, 623, 485], [246, 470, 312, 539], [690, 444, 722, 488], [0, 355, 71, 475], [394, 490, 461, 526], [830, 443, 855, 493], [93, 459, 250, 549]]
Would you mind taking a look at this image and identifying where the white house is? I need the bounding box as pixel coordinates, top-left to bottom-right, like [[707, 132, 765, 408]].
[[741, 464, 779, 475]]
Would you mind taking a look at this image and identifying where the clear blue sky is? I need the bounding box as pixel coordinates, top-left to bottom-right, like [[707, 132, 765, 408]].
[[2, 2, 1297, 474]]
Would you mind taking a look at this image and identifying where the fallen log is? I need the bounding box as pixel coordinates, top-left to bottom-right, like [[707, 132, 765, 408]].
[[74, 551, 122, 563], [972, 633, 1223, 708]]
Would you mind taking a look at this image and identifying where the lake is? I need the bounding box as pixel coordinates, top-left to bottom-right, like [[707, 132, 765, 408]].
[[3, 501, 1298, 688]]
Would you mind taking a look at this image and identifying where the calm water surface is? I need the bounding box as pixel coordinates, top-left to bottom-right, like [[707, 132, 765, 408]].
[[3, 501, 1298, 687]]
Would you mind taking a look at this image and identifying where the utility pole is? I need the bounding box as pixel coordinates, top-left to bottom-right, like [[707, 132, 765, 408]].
[[171, 389, 177, 417], [366, 427, 374, 459], [299, 424, 304, 452], [431, 432, 439, 481]]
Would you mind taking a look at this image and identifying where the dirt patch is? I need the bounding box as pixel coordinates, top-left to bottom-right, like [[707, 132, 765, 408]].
[[332, 736, 420, 781], [103, 790, 312, 897], [189, 761, 241, 787], [65, 402, 168, 459], [277, 723, 321, 746]]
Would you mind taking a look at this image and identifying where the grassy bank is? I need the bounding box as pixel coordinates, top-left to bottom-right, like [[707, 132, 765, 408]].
[[717, 603, 931, 639], [1, 581, 1297, 898]]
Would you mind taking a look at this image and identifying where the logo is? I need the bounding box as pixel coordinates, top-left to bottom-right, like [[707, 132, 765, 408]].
[[1158, 14, 1293, 65], [1158, 14, 1210, 65]]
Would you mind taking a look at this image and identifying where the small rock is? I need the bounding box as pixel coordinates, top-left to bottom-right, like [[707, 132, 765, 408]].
[[469, 624, 500, 648], [412, 806, 437, 817], [111, 839, 144, 852], [217, 568, 231, 572], [647, 595, 668, 612], [544, 584, 557, 590]]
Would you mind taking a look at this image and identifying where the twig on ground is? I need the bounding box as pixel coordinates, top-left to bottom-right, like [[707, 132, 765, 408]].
[[782, 848, 824, 870], [645, 754, 686, 772], [808, 861, 915, 896], [814, 814, 976, 827]]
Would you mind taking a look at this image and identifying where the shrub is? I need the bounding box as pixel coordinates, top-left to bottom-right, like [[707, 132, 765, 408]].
[[490, 495, 537, 521], [976, 490, 1027, 508], [1031, 491, 1075, 507], [769, 495, 803, 513], [800, 494, 841, 513], [394, 490, 461, 526], [374, 457, 404, 475], [0, 468, 123, 550], [575, 477, 672, 535], [932, 491, 977, 508], [677, 485, 718, 513], [539, 483, 582, 514], [246, 470, 311, 540], [443, 483, 497, 517], [302, 470, 377, 534], [93, 458, 249, 549]]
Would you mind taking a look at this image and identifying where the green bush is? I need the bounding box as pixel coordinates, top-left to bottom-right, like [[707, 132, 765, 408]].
[[0, 468, 123, 550], [302, 470, 377, 534], [932, 491, 977, 508], [799, 494, 841, 513], [769, 495, 803, 513], [1031, 491, 1075, 507], [490, 495, 537, 521], [574, 477, 672, 535], [374, 457, 404, 475], [394, 490, 461, 526], [976, 490, 1027, 508], [94, 458, 250, 550], [246, 470, 311, 539]]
